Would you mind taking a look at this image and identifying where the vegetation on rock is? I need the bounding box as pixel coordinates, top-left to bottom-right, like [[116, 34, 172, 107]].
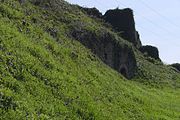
[[0, 0, 180, 119]]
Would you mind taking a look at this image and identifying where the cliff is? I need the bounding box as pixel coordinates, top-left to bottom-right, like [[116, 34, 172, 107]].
[[139, 45, 160, 60], [71, 28, 137, 79], [74, 7, 162, 78], [103, 8, 142, 48]]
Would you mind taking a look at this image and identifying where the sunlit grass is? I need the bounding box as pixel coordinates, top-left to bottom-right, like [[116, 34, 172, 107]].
[[0, 0, 180, 119]]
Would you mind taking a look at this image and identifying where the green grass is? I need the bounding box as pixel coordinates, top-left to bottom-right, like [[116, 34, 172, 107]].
[[0, 0, 180, 119]]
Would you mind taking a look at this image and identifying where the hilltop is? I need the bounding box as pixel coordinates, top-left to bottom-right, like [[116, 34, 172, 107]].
[[0, 0, 180, 119]]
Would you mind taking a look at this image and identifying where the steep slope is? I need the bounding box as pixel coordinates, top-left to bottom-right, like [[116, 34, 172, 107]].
[[0, 0, 180, 119]]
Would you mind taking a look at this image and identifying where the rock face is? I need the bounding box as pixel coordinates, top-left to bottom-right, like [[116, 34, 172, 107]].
[[103, 8, 142, 48], [171, 63, 180, 72], [71, 29, 137, 79], [22, 2, 151, 79], [139, 45, 160, 60]]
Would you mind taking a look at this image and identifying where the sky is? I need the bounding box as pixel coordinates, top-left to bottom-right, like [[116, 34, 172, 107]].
[[67, 0, 180, 64]]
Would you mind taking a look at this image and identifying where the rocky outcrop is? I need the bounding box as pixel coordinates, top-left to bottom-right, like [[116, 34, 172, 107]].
[[139, 45, 160, 60], [171, 63, 180, 72], [71, 28, 137, 79], [103, 8, 142, 48]]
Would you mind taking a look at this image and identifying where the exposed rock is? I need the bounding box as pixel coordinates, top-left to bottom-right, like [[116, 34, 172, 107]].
[[103, 8, 142, 48], [135, 31, 141, 48], [171, 63, 180, 72], [139, 45, 160, 60], [71, 28, 137, 79]]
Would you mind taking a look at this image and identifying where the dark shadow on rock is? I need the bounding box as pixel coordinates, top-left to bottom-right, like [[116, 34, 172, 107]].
[[139, 45, 161, 60], [171, 63, 180, 72], [70, 27, 137, 79], [120, 66, 128, 78]]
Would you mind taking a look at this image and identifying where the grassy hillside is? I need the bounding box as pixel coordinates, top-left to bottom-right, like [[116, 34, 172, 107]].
[[0, 0, 180, 119]]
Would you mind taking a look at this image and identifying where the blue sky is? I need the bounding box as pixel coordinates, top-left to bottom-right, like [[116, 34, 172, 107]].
[[67, 0, 180, 64]]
